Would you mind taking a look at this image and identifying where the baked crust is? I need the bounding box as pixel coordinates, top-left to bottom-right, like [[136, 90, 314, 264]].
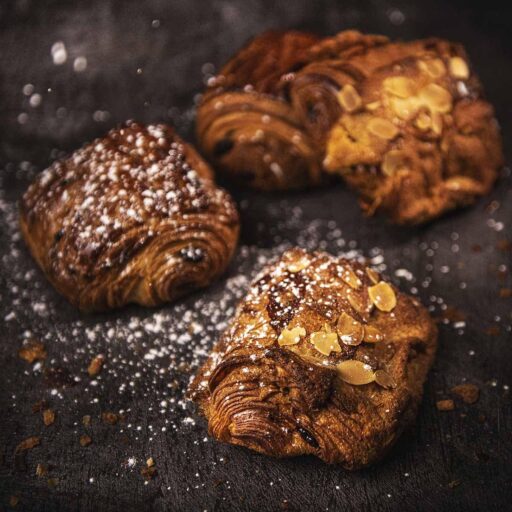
[[197, 30, 503, 223], [20, 121, 240, 312], [189, 248, 437, 468]]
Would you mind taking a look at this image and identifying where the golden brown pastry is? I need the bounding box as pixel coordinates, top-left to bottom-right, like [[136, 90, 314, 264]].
[[20, 121, 240, 312], [197, 30, 503, 223], [189, 248, 437, 468]]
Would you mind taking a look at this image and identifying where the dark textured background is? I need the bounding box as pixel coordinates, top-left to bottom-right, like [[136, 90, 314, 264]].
[[1, 1, 511, 511]]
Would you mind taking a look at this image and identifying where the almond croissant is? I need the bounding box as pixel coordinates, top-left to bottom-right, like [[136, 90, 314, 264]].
[[197, 30, 503, 224], [189, 249, 437, 468], [20, 121, 239, 312]]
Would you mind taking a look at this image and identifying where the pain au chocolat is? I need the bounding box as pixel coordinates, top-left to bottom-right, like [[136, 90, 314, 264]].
[[189, 249, 437, 468], [197, 30, 503, 224], [20, 121, 239, 312]]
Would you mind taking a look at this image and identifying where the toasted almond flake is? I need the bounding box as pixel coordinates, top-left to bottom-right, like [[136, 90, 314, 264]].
[[368, 117, 399, 140], [431, 112, 443, 135], [418, 58, 446, 78], [383, 76, 415, 98], [419, 84, 452, 113], [363, 325, 384, 343], [449, 57, 469, 79], [347, 291, 371, 317], [18, 340, 46, 363], [15, 436, 40, 453], [288, 258, 309, 273], [310, 329, 341, 356], [337, 360, 375, 385], [36, 463, 48, 477], [80, 434, 92, 447], [87, 354, 105, 377], [336, 312, 364, 346], [375, 369, 397, 389], [450, 383, 479, 404], [382, 150, 408, 177], [337, 84, 362, 112], [42, 409, 55, 426], [368, 281, 397, 312], [366, 267, 380, 284], [415, 111, 431, 131], [341, 266, 362, 289], [278, 327, 306, 347], [366, 101, 381, 111], [436, 399, 455, 411], [147, 457, 155, 467]]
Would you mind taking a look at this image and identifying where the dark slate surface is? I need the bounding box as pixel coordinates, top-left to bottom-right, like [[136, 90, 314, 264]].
[[0, 1, 511, 511]]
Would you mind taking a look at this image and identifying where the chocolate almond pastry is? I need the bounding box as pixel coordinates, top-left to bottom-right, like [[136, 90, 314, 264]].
[[189, 249, 437, 468], [20, 121, 240, 312], [197, 30, 503, 223]]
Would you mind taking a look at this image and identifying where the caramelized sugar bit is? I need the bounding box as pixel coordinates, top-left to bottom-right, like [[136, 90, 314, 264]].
[[336, 312, 364, 346], [337, 360, 375, 385], [278, 327, 306, 347], [368, 282, 397, 312]]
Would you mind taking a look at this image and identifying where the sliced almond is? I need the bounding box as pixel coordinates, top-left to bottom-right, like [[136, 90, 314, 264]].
[[419, 84, 452, 113], [389, 97, 420, 120], [366, 101, 381, 111], [418, 58, 446, 78], [340, 266, 362, 289], [382, 150, 408, 177], [449, 57, 469, 79], [375, 369, 397, 389], [337, 360, 375, 385], [363, 325, 385, 343], [366, 267, 380, 284], [383, 76, 415, 98], [431, 112, 443, 135], [338, 84, 362, 113], [415, 111, 432, 131], [336, 312, 364, 346], [278, 327, 306, 347], [288, 258, 309, 273], [368, 118, 399, 140], [347, 291, 372, 317], [368, 282, 397, 312], [310, 329, 341, 356]]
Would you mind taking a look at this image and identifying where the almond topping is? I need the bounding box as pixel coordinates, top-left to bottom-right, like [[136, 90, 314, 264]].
[[336, 313, 364, 346], [366, 267, 380, 284], [415, 111, 432, 131], [310, 327, 341, 356], [337, 84, 362, 113], [419, 84, 452, 113], [341, 266, 362, 289], [366, 101, 381, 111], [375, 369, 397, 389], [347, 291, 372, 317], [431, 112, 443, 135], [419, 58, 446, 78], [368, 282, 397, 312], [278, 327, 306, 347], [383, 76, 415, 98], [288, 258, 309, 273], [368, 117, 399, 140], [382, 150, 408, 177], [363, 325, 385, 343], [337, 360, 375, 385], [449, 57, 469, 79]]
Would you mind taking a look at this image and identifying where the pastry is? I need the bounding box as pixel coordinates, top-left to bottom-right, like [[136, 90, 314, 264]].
[[197, 30, 503, 223], [189, 248, 437, 468], [20, 121, 240, 312]]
